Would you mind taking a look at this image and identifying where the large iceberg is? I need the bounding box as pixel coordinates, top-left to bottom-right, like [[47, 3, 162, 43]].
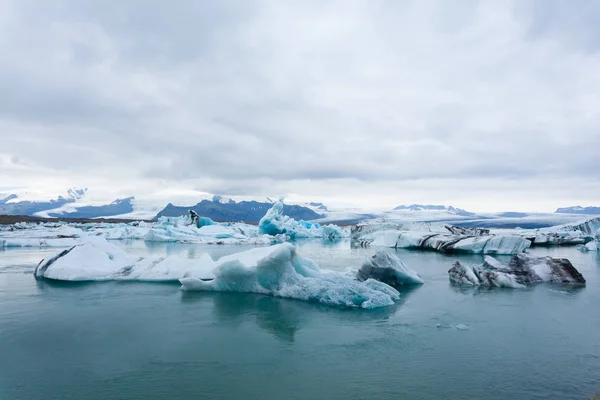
[[258, 198, 344, 239], [510, 216, 600, 246], [356, 250, 424, 288], [34, 236, 216, 282], [351, 222, 530, 255], [578, 240, 599, 252], [34, 238, 401, 309], [448, 254, 586, 288], [0, 223, 85, 248], [180, 243, 400, 309], [144, 215, 275, 245], [0, 198, 346, 246]]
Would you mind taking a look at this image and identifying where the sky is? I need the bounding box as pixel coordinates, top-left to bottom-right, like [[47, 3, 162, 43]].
[[1, 0, 600, 212]]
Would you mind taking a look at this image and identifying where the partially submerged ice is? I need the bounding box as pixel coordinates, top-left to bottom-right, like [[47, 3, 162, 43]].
[[448, 254, 586, 288], [357, 250, 424, 288], [144, 215, 275, 245], [144, 200, 344, 244], [34, 236, 217, 282], [351, 222, 530, 255], [180, 243, 399, 309], [34, 237, 400, 309], [578, 241, 599, 252], [258, 198, 344, 239], [514, 216, 600, 246], [0, 223, 85, 248]]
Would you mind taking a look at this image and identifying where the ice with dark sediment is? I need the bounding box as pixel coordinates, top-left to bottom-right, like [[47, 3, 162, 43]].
[[448, 254, 586, 288]]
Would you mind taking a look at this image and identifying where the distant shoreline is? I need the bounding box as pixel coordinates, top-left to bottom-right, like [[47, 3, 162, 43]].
[[0, 215, 155, 225], [0, 214, 357, 227]]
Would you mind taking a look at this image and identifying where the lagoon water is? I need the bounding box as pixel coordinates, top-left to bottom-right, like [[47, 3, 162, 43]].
[[1, 240, 599, 399]]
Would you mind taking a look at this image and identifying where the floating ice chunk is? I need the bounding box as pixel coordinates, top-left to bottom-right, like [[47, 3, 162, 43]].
[[180, 243, 400, 309], [103, 223, 151, 240], [258, 198, 344, 239], [34, 236, 216, 282], [515, 216, 600, 246], [352, 222, 530, 254], [357, 250, 424, 288], [0, 237, 84, 248], [578, 241, 599, 252], [144, 216, 270, 244], [0, 223, 85, 248], [449, 253, 585, 288]]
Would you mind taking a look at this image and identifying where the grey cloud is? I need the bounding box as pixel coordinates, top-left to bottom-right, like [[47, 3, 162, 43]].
[[1, 0, 600, 210]]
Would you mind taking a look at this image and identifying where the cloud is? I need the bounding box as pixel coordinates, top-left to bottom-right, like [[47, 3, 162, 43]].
[[2, 0, 600, 211]]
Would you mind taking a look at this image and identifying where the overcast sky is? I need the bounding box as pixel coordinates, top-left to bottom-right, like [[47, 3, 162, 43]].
[[2, 0, 600, 212]]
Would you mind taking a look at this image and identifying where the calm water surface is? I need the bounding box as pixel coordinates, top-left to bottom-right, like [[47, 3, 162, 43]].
[[1, 240, 599, 400]]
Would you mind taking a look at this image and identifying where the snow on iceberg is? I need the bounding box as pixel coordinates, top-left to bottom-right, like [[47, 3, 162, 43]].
[[144, 215, 275, 245], [448, 254, 586, 288], [180, 243, 400, 309], [34, 238, 400, 309], [357, 250, 424, 288], [351, 222, 530, 255], [515, 216, 600, 246], [578, 241, 599, 252], [258, 198, 344, 239], [0, 223, 85, 248], [34, 236, 216, 282], [103, 221, 151, 240]]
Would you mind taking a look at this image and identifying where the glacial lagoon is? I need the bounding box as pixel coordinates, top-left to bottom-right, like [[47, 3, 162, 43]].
[[1, 240, 599, 400]]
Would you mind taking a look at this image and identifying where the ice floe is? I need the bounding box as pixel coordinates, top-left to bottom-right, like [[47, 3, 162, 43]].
[[259, 198, 344, 239], [356, 250, 424, 288], [34, 236, 217, 282], [34, 238, 401, 309], [578, 241, 599, 252], [448, 254, 586, 288], [351, 222, 530, 255], [180, 243, 399, 309], [505, 216, 600, 246]]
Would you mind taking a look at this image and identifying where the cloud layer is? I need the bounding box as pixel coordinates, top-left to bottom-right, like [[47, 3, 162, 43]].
[[2, 1, 600, 211]]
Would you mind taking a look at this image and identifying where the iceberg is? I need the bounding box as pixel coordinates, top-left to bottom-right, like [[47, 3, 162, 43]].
[[144, 215, 274, 245], [34, 238, 400, 309], [180, 243, 400, 309], [356, 250, 424, 288], [0, 223, 85, 248], [514, 216, 600, 246], [188, 210, 216, 228], [103, 221, 151, 240], [351, 222, 530, 255], [448, 254, 586, 288], [258, 198, 344, 239], [34, 236, 216, 282], [578, 241, 599, 252]]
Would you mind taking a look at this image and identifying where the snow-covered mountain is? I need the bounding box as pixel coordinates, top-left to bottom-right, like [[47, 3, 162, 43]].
[[155, 196, 323, 222], [0, 188, 88, 216], [393, 204, 476, 217], [556, 206, 600, 215]]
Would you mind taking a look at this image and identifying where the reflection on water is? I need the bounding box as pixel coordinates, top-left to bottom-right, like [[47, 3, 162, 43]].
[[180, 285, 422, 343], [1, 241, 600, 400]]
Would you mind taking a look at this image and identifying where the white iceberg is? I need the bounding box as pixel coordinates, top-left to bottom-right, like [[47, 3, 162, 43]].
[[102, 222, 151, 240], [144, 215, 275, 245], [180, 243, 400, 309], [352, 222, 530, 255], [578, 241, 599, 252], [512, 216, 600, 246], [357, 250, 424, 287], [448, 254, 586, 288], [0, 223, 85, 248], [34, 236, 216, 282], [34, 238, 400, 309]]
